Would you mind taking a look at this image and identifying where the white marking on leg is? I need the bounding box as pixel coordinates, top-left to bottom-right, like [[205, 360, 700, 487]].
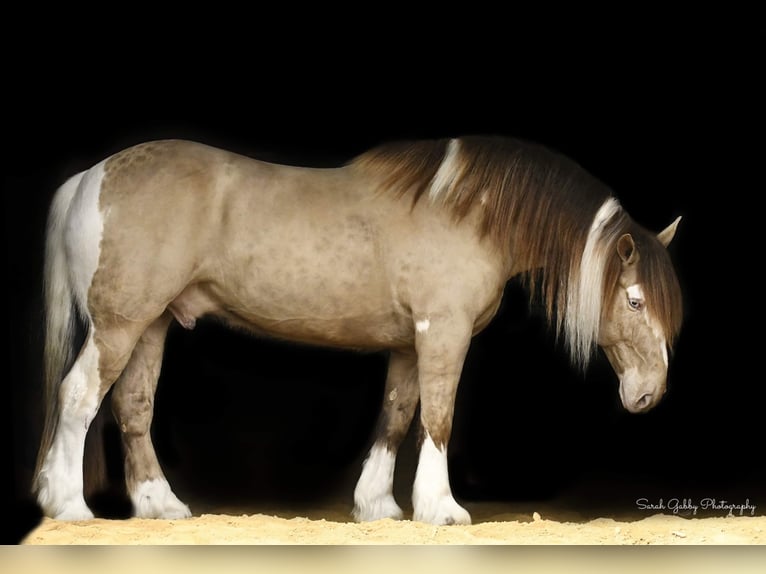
[[131, 478, 192, 519], [412, 433, 471, 525], [353, 443, 403, 521], [37, 334, 101, 520], [415, 318, 431, 333]]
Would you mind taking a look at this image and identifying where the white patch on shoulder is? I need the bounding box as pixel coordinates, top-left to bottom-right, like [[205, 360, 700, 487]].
[[429, 138, 460, 201], [415, 318, 431, 333], [353, 443, 402, 521], [131, 478, 192, 519], [412, 433, 471, 525]]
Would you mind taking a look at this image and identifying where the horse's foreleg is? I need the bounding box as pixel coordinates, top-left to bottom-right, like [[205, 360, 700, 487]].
[[111, 313, 191, 519], [353, 349, 419, 522], [411, 316, 472, 525], [36, 323, 142, 520]]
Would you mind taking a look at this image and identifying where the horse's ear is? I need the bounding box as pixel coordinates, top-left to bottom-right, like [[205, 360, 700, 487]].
[[617, 233, 638, 265], [657, 216, 682, 247]]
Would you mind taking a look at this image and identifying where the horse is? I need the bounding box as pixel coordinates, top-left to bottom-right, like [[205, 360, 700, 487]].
[[33, 136, 683, 525]]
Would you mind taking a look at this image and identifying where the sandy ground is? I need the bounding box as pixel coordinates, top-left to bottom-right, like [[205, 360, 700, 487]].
[[21, 504, 766, 545]]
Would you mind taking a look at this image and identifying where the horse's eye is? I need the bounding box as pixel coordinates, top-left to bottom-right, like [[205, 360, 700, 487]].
[[628, 298, 644, 311]]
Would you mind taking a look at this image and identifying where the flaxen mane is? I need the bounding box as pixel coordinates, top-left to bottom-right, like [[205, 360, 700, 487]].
[[353, 136, 682, 368]]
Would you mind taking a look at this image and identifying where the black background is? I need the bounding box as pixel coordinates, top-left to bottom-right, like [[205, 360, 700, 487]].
[[4, 23, 762, 543]]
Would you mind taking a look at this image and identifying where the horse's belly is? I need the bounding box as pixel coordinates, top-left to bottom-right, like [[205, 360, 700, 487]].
[[233, 311, 413, 349], [171, 281, 413, 349], [204, 207, 414, 347]]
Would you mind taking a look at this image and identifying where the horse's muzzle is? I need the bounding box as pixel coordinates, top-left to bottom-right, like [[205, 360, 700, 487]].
[[619, 378, 666, 414]]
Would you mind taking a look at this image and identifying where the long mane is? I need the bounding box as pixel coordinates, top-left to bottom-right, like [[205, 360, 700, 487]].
[[353, 136, 682, 368]]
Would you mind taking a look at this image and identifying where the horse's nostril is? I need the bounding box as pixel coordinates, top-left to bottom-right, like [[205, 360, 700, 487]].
[[636, 393, 654, 411]]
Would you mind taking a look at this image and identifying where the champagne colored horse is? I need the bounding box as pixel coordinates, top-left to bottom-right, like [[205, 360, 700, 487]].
[[34, 137, 682, 525]]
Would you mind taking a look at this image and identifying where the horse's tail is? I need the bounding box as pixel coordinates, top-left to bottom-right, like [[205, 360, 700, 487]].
[[33, 171, 107, 498]]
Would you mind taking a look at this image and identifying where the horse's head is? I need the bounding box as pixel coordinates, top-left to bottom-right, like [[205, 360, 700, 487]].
[[598, 217, 683, 413]]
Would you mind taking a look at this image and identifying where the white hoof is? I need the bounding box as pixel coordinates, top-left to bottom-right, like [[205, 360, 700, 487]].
[[131, 478, 192, 519], [353, 494, 404, 522], [53, 499, 95, 521], [413, 495, 471, 525]]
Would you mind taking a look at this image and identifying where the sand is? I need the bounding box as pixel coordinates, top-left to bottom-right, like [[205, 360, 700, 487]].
[[21, 505, 765, 545]]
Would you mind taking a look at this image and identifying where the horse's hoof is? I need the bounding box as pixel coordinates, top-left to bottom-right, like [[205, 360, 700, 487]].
[[131, 478, 192, 519], [353, 495, 404, 522], [53, 501, 95, 521], [413, 495, 472, 526]]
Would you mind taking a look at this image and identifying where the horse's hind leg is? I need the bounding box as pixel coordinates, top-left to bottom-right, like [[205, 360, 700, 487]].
[[111, 313, 191, 519], [36, 322, 145, 520], [353, 349, 419, 521]]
